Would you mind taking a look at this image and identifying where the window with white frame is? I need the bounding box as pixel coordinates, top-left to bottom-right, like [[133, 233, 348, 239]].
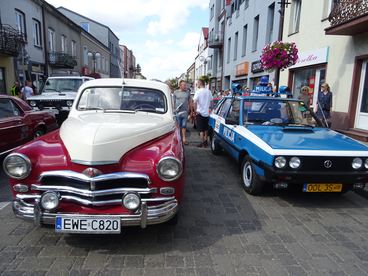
[[266, 3, 275, 44], [242, 24, 248, 57], [32, 19, 42, 47], [227, 37, 231, 63], [15, 10, 26, 36], [252, 15, 259, 51], [290, 0, 302, 34], [71, 40, 76, 57], [48, 28, 55, 52], [61, 35, 67, 53], [234, 32, 238, 61], [83, 46, 88, 66]]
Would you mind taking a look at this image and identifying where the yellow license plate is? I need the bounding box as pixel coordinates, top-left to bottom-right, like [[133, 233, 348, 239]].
[[303, 183, 343, 192]]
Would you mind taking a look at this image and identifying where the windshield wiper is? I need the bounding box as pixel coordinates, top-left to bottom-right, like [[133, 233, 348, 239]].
[[104, 109, 135, 113], [286, 123, 314, 128], [44, 88, 60, 92], [134, 109, 157, 113]]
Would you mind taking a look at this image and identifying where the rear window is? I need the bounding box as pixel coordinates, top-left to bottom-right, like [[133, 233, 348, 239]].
[[77, 86, 167, 114]]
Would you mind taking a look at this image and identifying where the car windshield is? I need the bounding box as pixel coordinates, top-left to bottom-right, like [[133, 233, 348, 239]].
[[243, 99, 320, 127], [77, 87, 167, 114], [41, 79, 83, 93]]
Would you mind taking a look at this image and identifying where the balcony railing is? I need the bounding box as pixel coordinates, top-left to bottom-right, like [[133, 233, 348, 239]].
[[48, 52, 77, 68], [326, 0, 368, 35], [0, 24, 26, 56], [208, 32, 224, 49]]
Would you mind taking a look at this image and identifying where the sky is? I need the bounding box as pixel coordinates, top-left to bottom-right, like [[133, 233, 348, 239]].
[[45, 0, 209, 81]]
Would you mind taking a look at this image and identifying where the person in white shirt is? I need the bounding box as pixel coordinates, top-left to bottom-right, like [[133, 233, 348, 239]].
[[193, 79, 213, 148], [20, 80, 34, 100]]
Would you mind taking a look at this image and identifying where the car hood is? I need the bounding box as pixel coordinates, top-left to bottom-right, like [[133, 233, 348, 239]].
[[244, 125, 368, 155], [27, 92, 76, 101], [60, 112, 176, 164]]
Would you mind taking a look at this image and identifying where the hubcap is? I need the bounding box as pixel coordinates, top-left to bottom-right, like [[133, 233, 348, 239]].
[[242, 162, 252, 188]]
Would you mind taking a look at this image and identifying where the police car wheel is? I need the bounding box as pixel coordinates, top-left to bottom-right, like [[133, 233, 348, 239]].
[[241, 156, 264, 195], [210, 134, 222, 155]]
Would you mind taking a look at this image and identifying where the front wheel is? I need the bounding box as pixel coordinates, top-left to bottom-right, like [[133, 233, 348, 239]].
[[210, 133, 222, 155], [241, 156, 265, 195]]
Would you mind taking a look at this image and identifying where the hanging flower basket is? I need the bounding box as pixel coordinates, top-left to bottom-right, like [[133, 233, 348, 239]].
[[260, 41, 298, 71]]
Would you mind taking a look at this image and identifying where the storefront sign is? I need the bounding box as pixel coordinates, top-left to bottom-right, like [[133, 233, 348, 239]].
[[235, 62, 249, 77], [290, 47, 329, 69], [251, 60, 264, 73]]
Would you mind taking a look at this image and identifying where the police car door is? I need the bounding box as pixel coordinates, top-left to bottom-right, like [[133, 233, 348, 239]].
[[221, 99, 241, 159], [211, 98, 231, 149]]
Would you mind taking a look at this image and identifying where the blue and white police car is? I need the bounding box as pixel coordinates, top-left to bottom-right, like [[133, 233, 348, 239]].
[[209, 95, 368, 195]]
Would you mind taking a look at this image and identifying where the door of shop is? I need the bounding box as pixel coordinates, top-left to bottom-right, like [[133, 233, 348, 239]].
[[355, 60, 368, 130]]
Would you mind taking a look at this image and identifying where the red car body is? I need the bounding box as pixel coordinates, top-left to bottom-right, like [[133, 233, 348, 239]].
[[0, 95, 58, 155], [4, 79, 185, 233]]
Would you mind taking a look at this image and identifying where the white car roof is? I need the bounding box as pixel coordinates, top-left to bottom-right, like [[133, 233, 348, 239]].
[[47, 76, 94, 80], [78, 78, 172, 97]]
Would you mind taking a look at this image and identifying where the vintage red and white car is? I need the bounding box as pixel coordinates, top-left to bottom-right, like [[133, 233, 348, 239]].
[[3, 78, 185, 234]]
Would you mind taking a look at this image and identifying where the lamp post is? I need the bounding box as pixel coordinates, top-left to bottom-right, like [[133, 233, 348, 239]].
[[88, 51, 101, 74], [198, 55, 209, 76]]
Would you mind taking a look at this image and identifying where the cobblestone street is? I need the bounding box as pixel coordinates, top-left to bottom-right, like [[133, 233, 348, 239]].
[[0, 129, 368, 276]]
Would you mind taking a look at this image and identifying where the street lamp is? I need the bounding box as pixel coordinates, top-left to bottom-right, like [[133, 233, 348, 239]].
[[198, 55, 210, 76], [88, 51, 101, 74]]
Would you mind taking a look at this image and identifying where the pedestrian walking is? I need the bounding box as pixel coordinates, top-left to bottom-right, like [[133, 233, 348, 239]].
[[173, 80, 191, 145], [193, 79, 213, 148], [315, 82, 333, 127], [10, 81, 21, 97], [298, 86, 311, 107], [20, 80, 34, 100]]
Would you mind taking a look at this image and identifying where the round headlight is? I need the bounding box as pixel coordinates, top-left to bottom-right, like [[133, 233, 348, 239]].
[[289, 157, 301, 169], [365, 159, 368, 169], [123, 193, 141, 210], [41, 192, 59, 211], [352, 158, 363, 169], [274, 156, 286, 169], [66, 100, 73, 107], [29, 101, 36, 107], [157, 157, 182, 181], [3, 153, 32, 180]]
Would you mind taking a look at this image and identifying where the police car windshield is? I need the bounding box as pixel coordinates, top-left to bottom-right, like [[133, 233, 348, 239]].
[[243, 99, 318, 127]]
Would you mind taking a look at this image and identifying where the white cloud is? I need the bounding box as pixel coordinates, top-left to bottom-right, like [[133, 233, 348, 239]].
[[45, 0, 208, 80]]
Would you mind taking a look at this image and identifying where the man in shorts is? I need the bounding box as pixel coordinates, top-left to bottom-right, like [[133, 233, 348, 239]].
[[173, 80, 191, 145], [193, 79, 213, 148]]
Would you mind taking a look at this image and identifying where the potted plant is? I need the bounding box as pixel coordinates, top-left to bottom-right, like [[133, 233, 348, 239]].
[[260, 41, 298, 71]]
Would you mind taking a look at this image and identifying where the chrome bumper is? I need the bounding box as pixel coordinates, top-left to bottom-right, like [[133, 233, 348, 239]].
[[12, 198, 178, 229]]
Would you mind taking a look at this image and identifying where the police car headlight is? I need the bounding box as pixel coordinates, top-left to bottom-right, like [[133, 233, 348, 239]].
[[352, 158, 362, 169], [122, 193, 141, 210], [289, 157, 301, 169], [365, 159, 368, 169], [41, 191, 59, 211], [29, 101, 36, 107], [66, 100, 73, 107], [157, 157, 182, 181], [3, 153, 32, 180], [274, 157, 286, 169]]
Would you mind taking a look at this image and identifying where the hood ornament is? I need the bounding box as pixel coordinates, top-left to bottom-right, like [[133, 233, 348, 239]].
[[82, 168, 102, 191]]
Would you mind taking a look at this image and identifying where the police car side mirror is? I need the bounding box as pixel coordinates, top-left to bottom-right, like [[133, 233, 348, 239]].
[[225, 117, 238, 125]]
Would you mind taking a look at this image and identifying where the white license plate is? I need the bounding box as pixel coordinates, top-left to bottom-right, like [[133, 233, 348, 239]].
[[55, 216, 121, 234]]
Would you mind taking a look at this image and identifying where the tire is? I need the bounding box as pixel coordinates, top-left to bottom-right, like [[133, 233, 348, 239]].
[[34, 128, 45, 138], [241, 156, 265, 195], [210, 133, 222, 155]]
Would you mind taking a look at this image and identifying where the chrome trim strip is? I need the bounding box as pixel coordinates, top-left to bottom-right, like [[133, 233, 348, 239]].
[[12, 199, 178, 228], [39, 170, 151, 185], [31, 185, 157, 197], [71, 160, 118, 165], [16, 194, 175, 207]]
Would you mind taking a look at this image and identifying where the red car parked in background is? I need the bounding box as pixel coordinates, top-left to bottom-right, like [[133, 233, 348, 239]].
[[0, 95, 58, 155]]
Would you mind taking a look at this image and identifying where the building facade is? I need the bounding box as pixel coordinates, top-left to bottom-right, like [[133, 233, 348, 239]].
[[119, 45, 136, 78], [57, 7, 120, 78], [194, 27, 209, 87], [279, 0, 368, 136], [0, 0, 45, 92]]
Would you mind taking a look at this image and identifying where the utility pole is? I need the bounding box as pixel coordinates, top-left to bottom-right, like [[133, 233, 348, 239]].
[[274, 0, 291, 91]]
